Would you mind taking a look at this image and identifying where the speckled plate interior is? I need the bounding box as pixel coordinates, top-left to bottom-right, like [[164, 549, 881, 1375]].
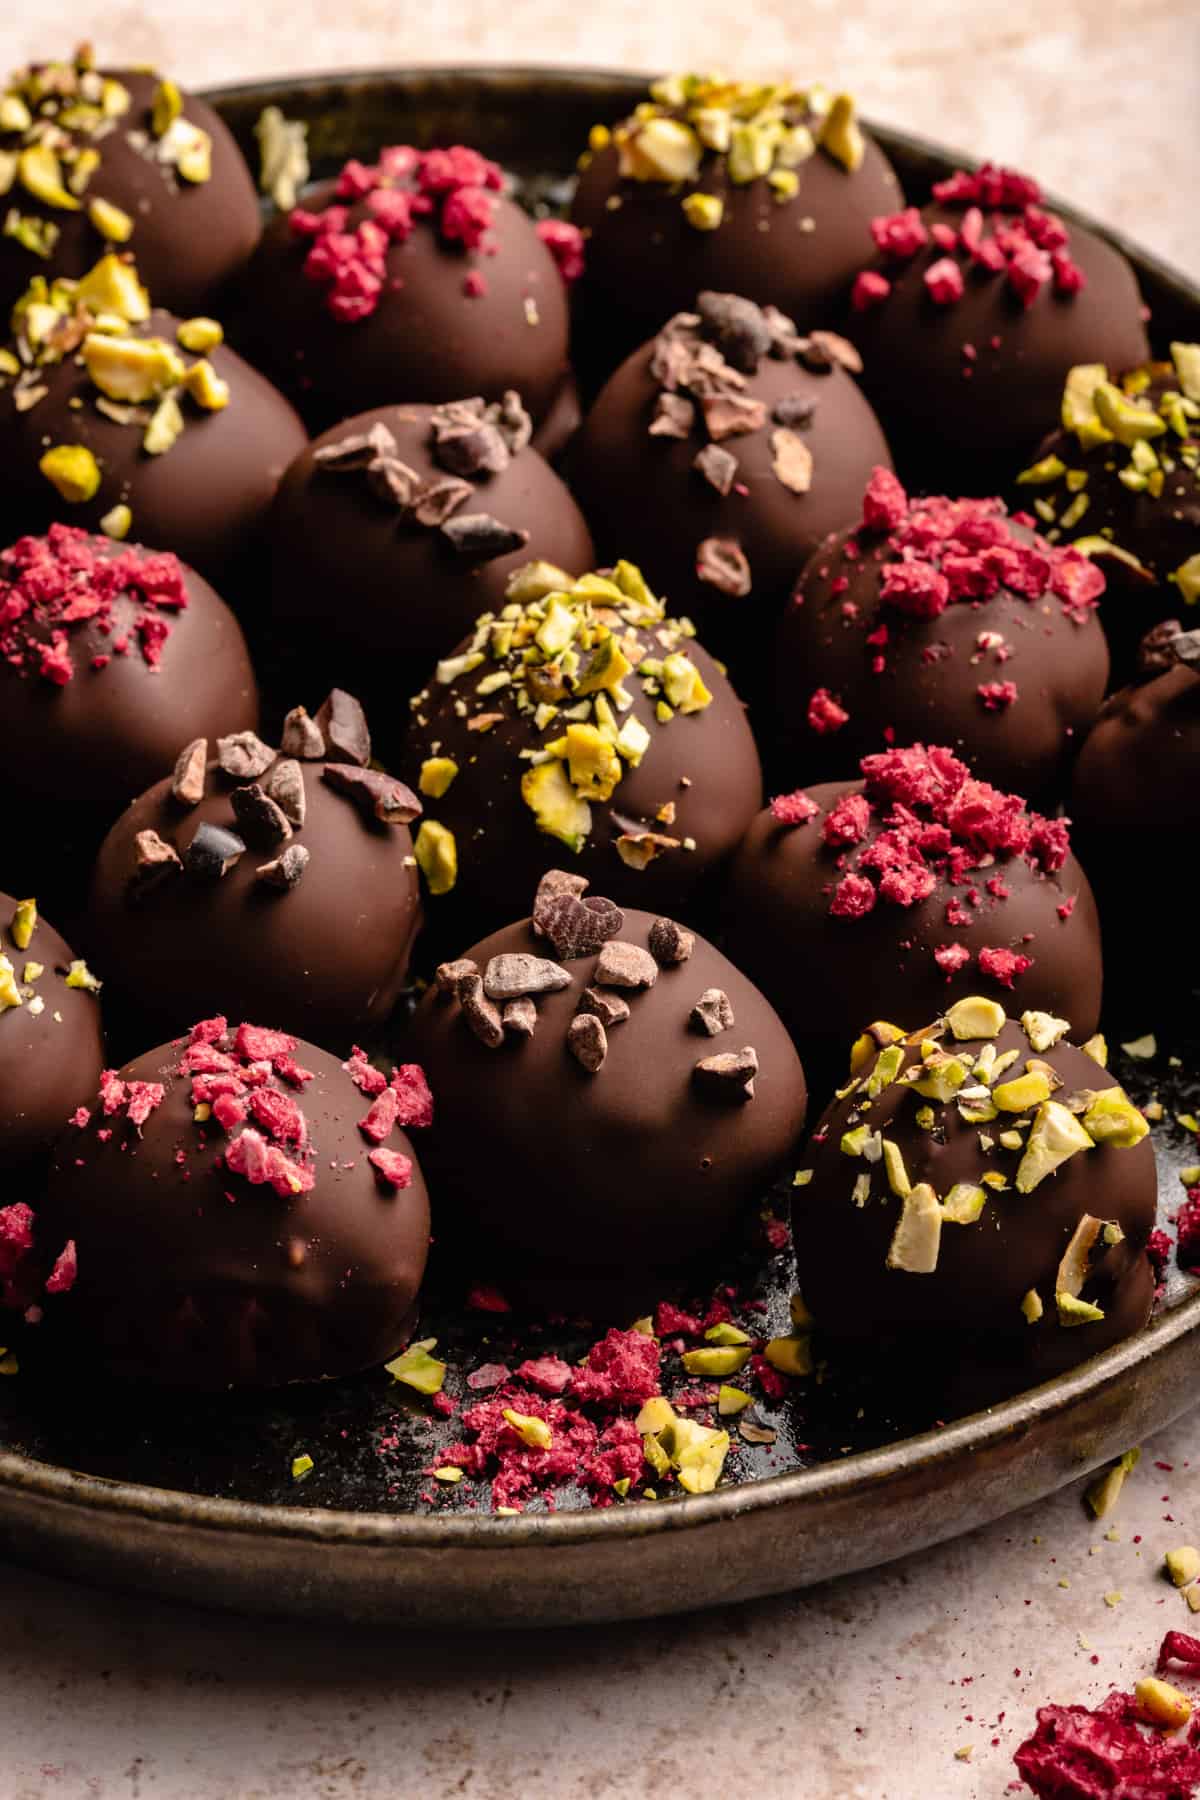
[[1, 67, 1198, 1629]]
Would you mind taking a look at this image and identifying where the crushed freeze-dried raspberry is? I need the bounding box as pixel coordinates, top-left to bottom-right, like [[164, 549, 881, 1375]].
[[807, 687, 849, 734], [536, 218, 586, 284], [44, 1240, 77, 1294], [977, 946, 1034, 987], [851, 269, 891, 311], [570, 1328, 661, 1409], [358, 1086, 399, 1144], [1176, 1190, 1200, 1274], [467, 1282, 512, 1314], [368, 1146, 413, 1188], [515, 1355, 573, 1395], [870, 207, 929, 259], [1014, 1691, 1200, 1798], [390, 1064, 433, 1129], [934, 943, 972, 973], [978, 679, 1019, 710], [770, 790, 819, 826], [343, 1046, 387, 1097], [924, 256, 964, 304], [861, 466, 908, 534]]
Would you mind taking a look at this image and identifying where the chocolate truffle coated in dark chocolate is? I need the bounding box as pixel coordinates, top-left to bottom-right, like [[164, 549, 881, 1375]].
[[0, 55, 260, 318], [41, 1023, 431, 1386], [569, 76, 902, 387], [569, 295, 892, 686], [403, 897, 806, 1308], [266, 399, 594, 711], [723, 745, 1102, 1074], [235, 146, 571, 433], [794, 1014, 1156, 1391], [772, 471, 1110, 798]]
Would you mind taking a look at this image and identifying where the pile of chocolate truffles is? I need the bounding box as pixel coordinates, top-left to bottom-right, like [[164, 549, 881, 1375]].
[[1, 52, 1192, 1454]]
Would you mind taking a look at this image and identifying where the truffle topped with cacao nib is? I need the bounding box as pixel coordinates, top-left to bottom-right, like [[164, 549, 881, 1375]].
[[568, 74, 902, 388], [845, 165, 1149, 491], [403, 559, 762, 942], [723, 744, 1101, 1074], [0, 258, 307, 583], [568, 291, 892, 690], [0, 47, 260, 318], [265, 397, 594, 723], [235, 144, 574, 434], [40, 1019, 432, 1386], [0, 526, 257, 907], [84, 691, 423, 1053], [1011, 349, 1200, 677], [402, 876, 807, 1316], [793, 1003, 1155, 1397], [772, 468, 1110, 798]]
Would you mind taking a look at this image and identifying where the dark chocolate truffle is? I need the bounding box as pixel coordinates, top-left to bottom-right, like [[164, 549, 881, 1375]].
[[0, 261, 307, 583], [265, 397, 594, 717], [234, 145, 571, 433], [40, 1020, 432, 1386], [723, 745, 1102, 1081], [85, 693, 423, 1051], [568, 292, 892, 689], [1071, 631, 1200, 1013], [0, 51, 260, 318], [793, 1006, 1155, 1395], [404, 560, 762, 944], [402, 881, 806, 1313], [0, 526, 257, 909], [845, 165, 1150, 492], [772, 469, 1110, 798], [568, 75, 902, 390], [1010, 349, 1200, 678]]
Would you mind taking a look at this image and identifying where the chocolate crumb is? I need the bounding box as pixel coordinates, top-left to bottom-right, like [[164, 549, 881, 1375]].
[[170, 737, 208, 807], [696, 291, 774, 374], [483, 953, 572, 1000], [280, 705, 326, 760], [694, 442, 738, 496], [411, 476, 473, 527], [594, 940, 658, 991], [771, 427, 814, 493], [567, 1012, 607, 1072], [432, 421, 510, 478], [690, 987, 735, 1036], [772, 393, 817, 428], [696, 537, 752, 596], [231, 783, 293, 849], [701, 392, 768, 441], [459, 973, 505, 1048], [693, 1045, 758, 1101], [256, 843, 310, 890], [130, 829, 182, 898], [435, 958, 479, 997], [439, 513, 531, 560], [502, 996, 537, 1038], [264, 758, 306, 827], [648, 917, 695, 966], [313, 421, 397, 470], [322, 764, 422, 825], [648, 392, 696, 438], [535, 891, 624, 961], [532, 869, 589, 921], [315, 689, 371, 767], [183, 822, 245, 881], [800, 329, 862, 374], [216, 731, 275, 781], [577, 986, 631, 1027]]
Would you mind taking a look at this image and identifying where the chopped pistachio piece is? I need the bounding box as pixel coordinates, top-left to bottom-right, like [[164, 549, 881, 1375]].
[[634, 1395, 675, 1435], [75, 252, 150, 322], [83, 332, 186, 403], [98, 502, 132, 539], [681, 191, 724, 230], [385, 1341, 447, 1395], [19, 144, 81, 211], [0, 954, 23, 1012], [704, 1321, 751, 1346], [911, 1055, 970, 1102], [1166, 1546, 1200, 1589], [682, 1345, 751, 1377], [1015, 1101, 1093, 1193], [291, 1453, 314, 1481], [151, 78, 184, 137], [1085, 1448, 1140, 1518], [86, 197, 134, 242], [1135, 1677, 1192, 1730], [881, 1138, 911, 1198], [1080, 1034, 1108, 1067], [9, 897, 37, 951], [993, 1070, 1052, 1113], [177, 316, 224, 353], [942, 1183, 986, 1225], [717, 1384, 753, 1417], [945, 996, 1006, 1040], [143, 393, 185, 456], [253, 104, 310, 211], [39, 443, 101, 503], [817, 92, 863, 171], [418, 756, 458, 798], [1120, 1033, 1157, 1061], [1021, 1288, 1044, 1324], [762, 1334, 812, 1377], [502, 1408, 553, 1450], [1057, 1292, 1105, 1326], [789, 1290, 813, 1329], [865, 1043, 905, 1098], [1021, 1011, 1070, 1054], [886, 1182, 942, 1274], [1170, 552, 1200, 608], [413, 819, 458, 896], [181, 357, 230, 410], [1015, 454, 1067, 486], [1081, 1088, 1149, 1148]]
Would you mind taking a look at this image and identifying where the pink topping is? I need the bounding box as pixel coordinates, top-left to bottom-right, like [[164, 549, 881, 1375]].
[[358, 1086, 399, 1145], [343, 1046, 387, 1097], [860, 466, 908, 534], [978, 679, 1019, 710], [933, 164, 1042, 208], [770, 790, 819, 827], [390, 1064, 434, 1129], [514, 1355, 573, 1395], [977, 945, 1034, 986], [807, 687, 850, 734], [822, 792, 871, 847], [0, 1203, 36, 1280], [934, 943, 971, 973], [1014, 1688, 1200, 1798], [44, 1239, 77, 1294], [870, 207, 929, 259], [568, 1328, 661, 1409], [368, 1146, 414, 1189], [537, 218, 586, 284], [0, 526, 188, 686], [225, 1127, 315, 1199], [291, 146, 505, 322], [923, 257, 964, 305], [851, 269, 891, 311]]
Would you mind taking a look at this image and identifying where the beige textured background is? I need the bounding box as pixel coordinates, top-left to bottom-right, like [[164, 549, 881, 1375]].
[[3, 0, 1198, 271]]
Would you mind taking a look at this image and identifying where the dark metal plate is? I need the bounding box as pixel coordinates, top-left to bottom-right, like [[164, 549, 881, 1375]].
[[2, 67, 1198, 1628]]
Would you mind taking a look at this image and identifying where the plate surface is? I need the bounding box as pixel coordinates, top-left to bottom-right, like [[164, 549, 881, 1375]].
[[2, 67, 1198, 1629]]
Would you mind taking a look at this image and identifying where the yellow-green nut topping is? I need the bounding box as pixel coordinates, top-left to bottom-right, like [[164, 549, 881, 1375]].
[[944, 996, 1006, 1040], [681, 192, 723, 231], [86, 197, 134, 243], [681, 1345, 751, 1377], [177, 316, 224, 353], [886, 1182, 942, 1274], [414, 819, 458, 896], [502, 1408, 553, 1449], [1165, 1545, 1200, 1589], [0, 953, 23, 1012], [385, 1339, 447, 1395], [9, 897, 37, 951], [1081, 1088, 1150, 1148], [39, 443, 101, 503], [418, 757, 459, 799], [1015, 1101, 1093, 1193]]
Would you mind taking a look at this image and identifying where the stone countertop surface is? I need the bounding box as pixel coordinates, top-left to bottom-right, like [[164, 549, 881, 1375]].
[[2, 6, 1199, 1796]]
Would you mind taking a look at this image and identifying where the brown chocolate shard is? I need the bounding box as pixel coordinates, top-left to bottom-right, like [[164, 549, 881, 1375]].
[[411, 476, 473, 527], [255, 843, 310, 890], [693, 1045, 758, 1101], [170, 737, 208, 807], [439, 513, 531, 560], [435, 957, 479, 997], [216, 731, 275, 781], [567, 1012, 607, 1072], [315, 689, 371, 767], [800, 329, 863, 374], [483, 953, 572, 1000], [701, 392, 768, 441], [458, 973, 505, 1048], [280, 705, 326, 760], [772, 392, 817, 428], [321, 764, 422, 825], [696, 537, 752, 596], [648, 392, 697, 439], [690, 987, 735, 1036], [771, 427, 814, 494], [576, 987, 630, 1028], [231, 782, 293, 849], [367, 456, 424, 508], [502, 996, 538, 1038], [648, 917, 695, 966], [130, 828, 182, 898], [312, 420, 397, 469], [594, 940, 658, 991], [536, 891, 625, 961], [264, 758, 306, 827], [695, 291, 774, 375], [693, 442, 738, 495]]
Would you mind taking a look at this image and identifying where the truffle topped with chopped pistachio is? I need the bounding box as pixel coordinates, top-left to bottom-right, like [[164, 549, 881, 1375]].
[[1010, 350, 1200, 677], [843, 164, 1149, 492], [0, 47, 260, 318], [0, 255, 306, 580], [0, 890, 104, 1313], [793, 1002, 1157, 1388], [40, 1019, 432, 1386], [403, 558, 762, 939], [84, 691, 423, 1051], [568, 290, 893, 688], [402, 877, 807, 1316], [569, 75, 901, 385]]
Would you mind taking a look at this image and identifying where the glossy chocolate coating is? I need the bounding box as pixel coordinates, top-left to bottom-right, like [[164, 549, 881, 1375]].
[[846, 204, 1149, 492], [773, 519, 1110, 799], [794, 1022, 1156, 1387], [0, 69, 260, 319], [569, 334, 892, 687], [41, 1034, 430, 1387], [403, 908, 807, 1310], [85, 753, 422, 1051], [0, 538, 257, 910], [405, 628, 762, 947], [569, 132, 902, 391], [0, 893, 104, 1178], [236, 180, 570, 433], [723, 781, 1102, 1073], [0, 312, 307, 585], [1071, 664, 1200, 1010], [266, 403, 594, 716]]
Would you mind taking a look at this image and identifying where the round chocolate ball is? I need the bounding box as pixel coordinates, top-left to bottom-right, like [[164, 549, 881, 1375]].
[[772, 470, 1110, 799], [265, 399, 594, 718], [793, 1008, 1156, 1397], [1071, 638, 1200, 1014], [404, 560, 762, 947], [0, 527, 257, 911], [0, 54, 260, 319], [235, 146, 571, 434], [402, 887, 807, 1314], [722, 744, 1102, 1082], [1009, 351, 1200, 679], [85, 693, 423, 1052], [568, 76, 902, 390], [0, 279, 306, 584], [845, 166, 1149, 492], [40, 1020, 432, 1386], [568, 292, 893, 690]]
